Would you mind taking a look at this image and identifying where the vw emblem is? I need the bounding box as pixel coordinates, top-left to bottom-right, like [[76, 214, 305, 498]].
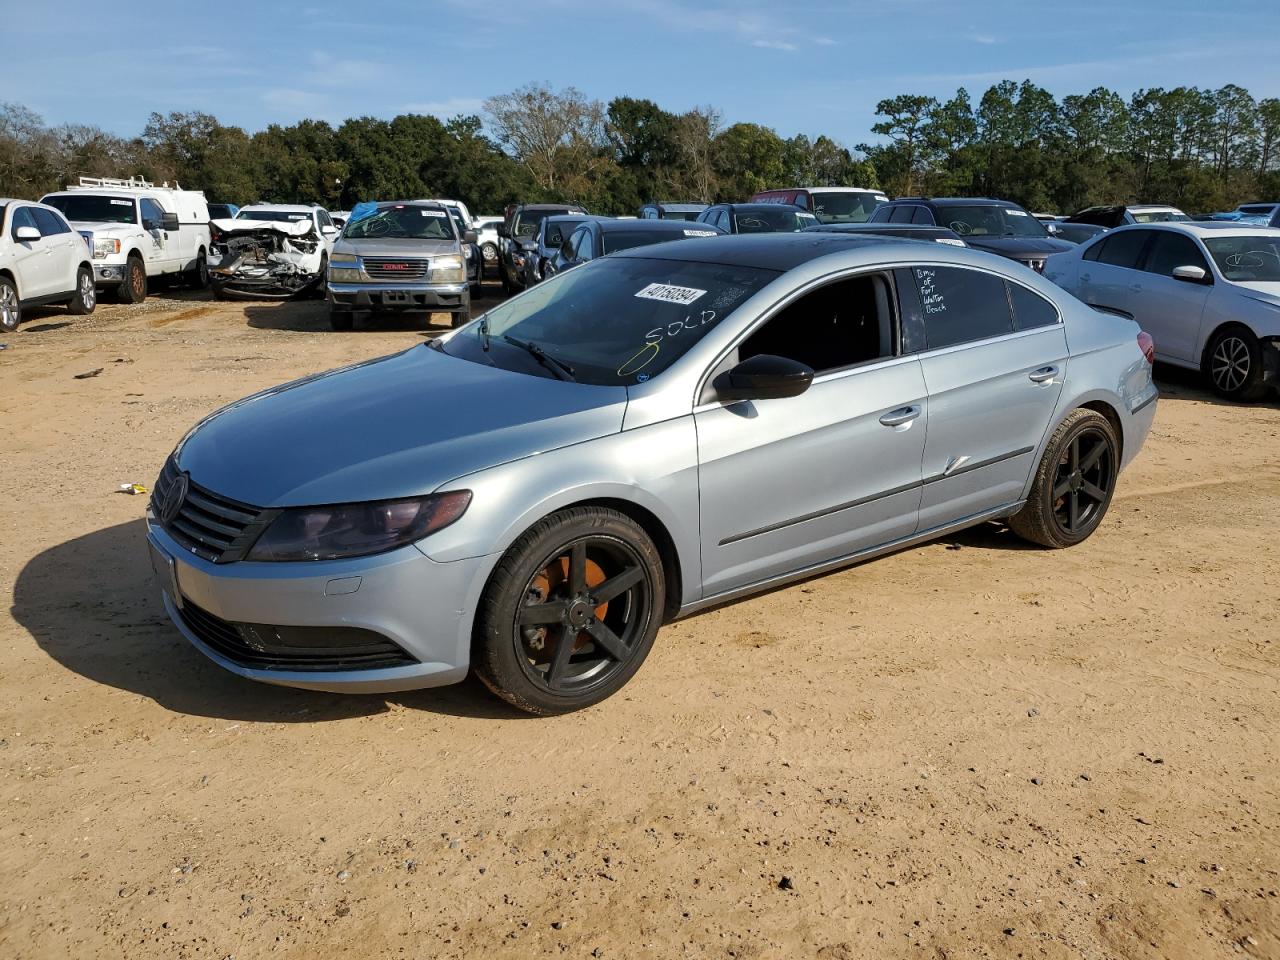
[[160, 472, 189, 525]]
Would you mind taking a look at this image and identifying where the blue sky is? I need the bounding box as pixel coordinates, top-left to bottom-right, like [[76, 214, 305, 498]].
[[7, 0, 1279, 147]]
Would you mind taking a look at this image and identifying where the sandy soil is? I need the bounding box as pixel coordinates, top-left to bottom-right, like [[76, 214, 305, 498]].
[[1, 284, 1278, 960]]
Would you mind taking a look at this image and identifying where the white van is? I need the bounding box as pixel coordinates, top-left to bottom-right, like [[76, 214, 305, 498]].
[[41, 176, 212, 302]]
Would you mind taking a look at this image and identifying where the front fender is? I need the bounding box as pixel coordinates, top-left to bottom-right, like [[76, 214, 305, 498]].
[[418, 416, 703, 608]]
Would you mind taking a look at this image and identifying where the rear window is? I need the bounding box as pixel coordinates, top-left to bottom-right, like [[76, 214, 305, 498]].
[[601, 230, 687, 254], [809, 191, 882, 224], [733, 208, 818, 233]]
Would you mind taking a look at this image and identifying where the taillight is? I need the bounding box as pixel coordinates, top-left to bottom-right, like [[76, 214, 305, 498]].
[[1137, 331, 1155, 364]]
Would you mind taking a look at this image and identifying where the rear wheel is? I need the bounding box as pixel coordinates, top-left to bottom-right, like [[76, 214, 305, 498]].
[[116, 256, 146, 303], [0, 277, 20, 332], [473, 507, 665, 715], [186, 248, 209, 289], [1204, 325, 1268, 401], [1009, 408, 1118, 548], [67, 267, 96, 315]]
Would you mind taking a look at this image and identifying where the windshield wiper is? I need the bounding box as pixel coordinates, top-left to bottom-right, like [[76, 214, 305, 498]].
[[479, 317, 491, 352], [501, 334, 576, 381]]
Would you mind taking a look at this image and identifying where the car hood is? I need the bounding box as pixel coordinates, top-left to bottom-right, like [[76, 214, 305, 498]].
[[213, 217, 313, 237], [175, 345, 628, 507], [333, 237, 458, 258], [1234, 282, 1280, 306], [963, 236, 1075, 257], [65, 220, 139, 235]]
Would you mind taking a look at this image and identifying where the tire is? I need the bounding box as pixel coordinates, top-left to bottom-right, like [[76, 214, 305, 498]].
[[450, 306, 470, 328], [473, 506, 666, 715], [67, 267, 96, 315], [1009, 408, 1119, 549], [329, 307, 353, 331], [117, 256, 147, 304], [470, 279, 483, 299], [314, 254, 329, 299], [1203, 325, 1268, 402], [481, 242, 498, 268], [0, 277, 20, 332], [186, 248, 209, 289], [500, 264, 517, 297]]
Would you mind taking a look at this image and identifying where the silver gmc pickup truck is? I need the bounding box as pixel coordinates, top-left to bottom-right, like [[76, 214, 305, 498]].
[[326, 201, 474, 330]]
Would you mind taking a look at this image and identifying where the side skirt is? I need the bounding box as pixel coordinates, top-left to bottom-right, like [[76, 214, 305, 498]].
[[674, 499, 1025, 619]]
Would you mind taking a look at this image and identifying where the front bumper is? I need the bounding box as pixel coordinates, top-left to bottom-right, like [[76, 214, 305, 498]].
[[328, 281, 468, 312], [147, 520, 494, 693], [93, 262, 127, 285]]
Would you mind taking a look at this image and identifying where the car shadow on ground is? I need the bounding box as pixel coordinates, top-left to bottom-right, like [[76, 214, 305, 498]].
[[12, 519, 532, 723], [1153, 363, 1279, 408]]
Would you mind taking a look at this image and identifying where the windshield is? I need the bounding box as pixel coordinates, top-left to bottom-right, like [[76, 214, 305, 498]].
[[941, 205, 1048, 238], [809, 192, 885, 224], [514, 209, 577, 238], [444, 257, 778, 386], [1204, 236, 1280, 282], [343, 206, 456, 240], [238, 209, 312, 223], [43, 194, 136, 224], [734, 209, 819, 233], [1132, 209, 1190, 223]]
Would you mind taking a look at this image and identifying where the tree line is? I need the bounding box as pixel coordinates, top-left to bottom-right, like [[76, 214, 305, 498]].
[[2, 80, 1277, 217]]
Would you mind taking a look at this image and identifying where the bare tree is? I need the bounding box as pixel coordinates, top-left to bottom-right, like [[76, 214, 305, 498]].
[[672, 105, 722, 202], [484, 84, 606, 193]]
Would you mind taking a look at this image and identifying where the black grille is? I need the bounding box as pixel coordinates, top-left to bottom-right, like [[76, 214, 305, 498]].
[[362, 257, 430, 281], [152, 458, 272, 563], [176, 599, 416, 672]]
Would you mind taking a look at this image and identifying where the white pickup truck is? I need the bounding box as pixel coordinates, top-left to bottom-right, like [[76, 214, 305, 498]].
[[41, 176, 212, 303]]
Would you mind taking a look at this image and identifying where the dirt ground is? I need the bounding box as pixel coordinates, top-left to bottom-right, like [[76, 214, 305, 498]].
[[1, 282, 1278, 960]]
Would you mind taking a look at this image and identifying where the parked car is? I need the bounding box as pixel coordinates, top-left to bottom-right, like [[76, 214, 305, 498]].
[[1227, 202, 1280, 227], [869, 197, 1074, 272], [445, 207, 482, 298], [547, 218, 722, 276], [326, 201, 472, 330], [1066, 204, 1191, 228], [329, 210, 350, 230], [696, 203, 818, 234], [0, 199, 96, 331], [524, 214, 603, 285], [1048, 221, 1109, 245], [473, 216, 503, 275], [638, 202, 707, 221], [498, 203, 587, 294], [41, 175, 212, 302], [751, 186, 888, 223], [209, 204, 338, 301], [208, 203, 240, 220], [1045, 221, 1280, 400], [1032, 213, 1061, 222], [146, 232, 1156, 714], [803, 222, 967, 246]]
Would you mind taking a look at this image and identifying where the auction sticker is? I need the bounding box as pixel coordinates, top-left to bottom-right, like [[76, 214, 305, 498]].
[[421, 210, 448, 217], [683, 229, 718, 237], [635, 282, 706, 305]]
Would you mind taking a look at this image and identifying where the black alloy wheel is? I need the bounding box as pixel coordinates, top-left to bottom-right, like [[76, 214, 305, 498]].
[[1009, 408, 1118, 548], [474, 506, 664, 714]]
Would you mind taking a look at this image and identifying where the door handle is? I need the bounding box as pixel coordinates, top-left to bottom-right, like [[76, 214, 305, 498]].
[[1028, 365, 1059, 383], [879, 405, 921, 427], [1129, 283, 1143, 292], [1080, 272, 1091, 282]]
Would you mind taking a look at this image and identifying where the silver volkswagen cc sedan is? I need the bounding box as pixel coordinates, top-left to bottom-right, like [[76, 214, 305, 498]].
[[147, 233, 1158, 714]]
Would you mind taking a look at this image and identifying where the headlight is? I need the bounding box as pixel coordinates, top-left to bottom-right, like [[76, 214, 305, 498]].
[[246, 491, 472, 562], [330, 252, 357, 263], [429, 254, 466, 283], [93, 238, 120, 259], [329, 267, 362, 282]]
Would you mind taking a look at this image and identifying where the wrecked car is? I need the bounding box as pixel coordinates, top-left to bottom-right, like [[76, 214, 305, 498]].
[[209, 205, 336, 301]]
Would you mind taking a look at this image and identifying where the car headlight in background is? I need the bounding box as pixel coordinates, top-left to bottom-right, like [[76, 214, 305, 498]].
[[429, 255, 466, 283], [93, 238, 121, 259], [246, 491, 472, 562]]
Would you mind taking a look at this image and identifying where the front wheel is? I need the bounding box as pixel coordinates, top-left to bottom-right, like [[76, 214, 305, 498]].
[[68, 267, 96, 315], [473, 507, 665, 715], [117, 256, 147, 303], [1204, 326, 1268, 401], [0, 277, 20, 332], [1009, 408, 1118, 549]]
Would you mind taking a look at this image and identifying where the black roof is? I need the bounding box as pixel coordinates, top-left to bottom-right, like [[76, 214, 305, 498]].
[[596, 218, 718, 234], [517, 203, 587, 212], [613, 231, 907, 270], [890, 197, 1021, 207], [805, 223, 957, 236]]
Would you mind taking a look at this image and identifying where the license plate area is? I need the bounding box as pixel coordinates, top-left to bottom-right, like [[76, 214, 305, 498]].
[[148, 537, 184, 609], [381, 290, 410, 305]]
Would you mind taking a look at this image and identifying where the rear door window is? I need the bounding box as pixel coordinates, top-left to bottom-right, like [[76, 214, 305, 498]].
[[1142, 231, 1209, 278], [1095, 230, 1151, 269], [898, 266, 1014, 350]]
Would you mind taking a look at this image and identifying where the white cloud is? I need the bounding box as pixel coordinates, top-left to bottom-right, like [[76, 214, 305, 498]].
[[401, 97, 486, 118], [814, 36, 839, 46], [969, 32, 997, 44], [752, 38, 798, 52]]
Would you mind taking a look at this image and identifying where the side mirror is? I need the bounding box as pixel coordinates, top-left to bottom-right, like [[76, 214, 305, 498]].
[[1045, 223, 1060, 234], [321, 224, 338, 237], [714, 354, 814, 402], [463, 230, 477, 244], [496, 223, 510, 239], [1172, 264, 1211, 284], [161, 211, 180, 231], [14, 225, 40, 242]]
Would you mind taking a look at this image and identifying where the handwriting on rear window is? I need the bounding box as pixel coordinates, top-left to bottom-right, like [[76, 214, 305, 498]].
[[915, 268, 946, 315]]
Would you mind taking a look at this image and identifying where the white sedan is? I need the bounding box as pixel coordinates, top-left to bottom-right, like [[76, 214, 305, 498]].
[[1045, 222, 1280, 400]]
